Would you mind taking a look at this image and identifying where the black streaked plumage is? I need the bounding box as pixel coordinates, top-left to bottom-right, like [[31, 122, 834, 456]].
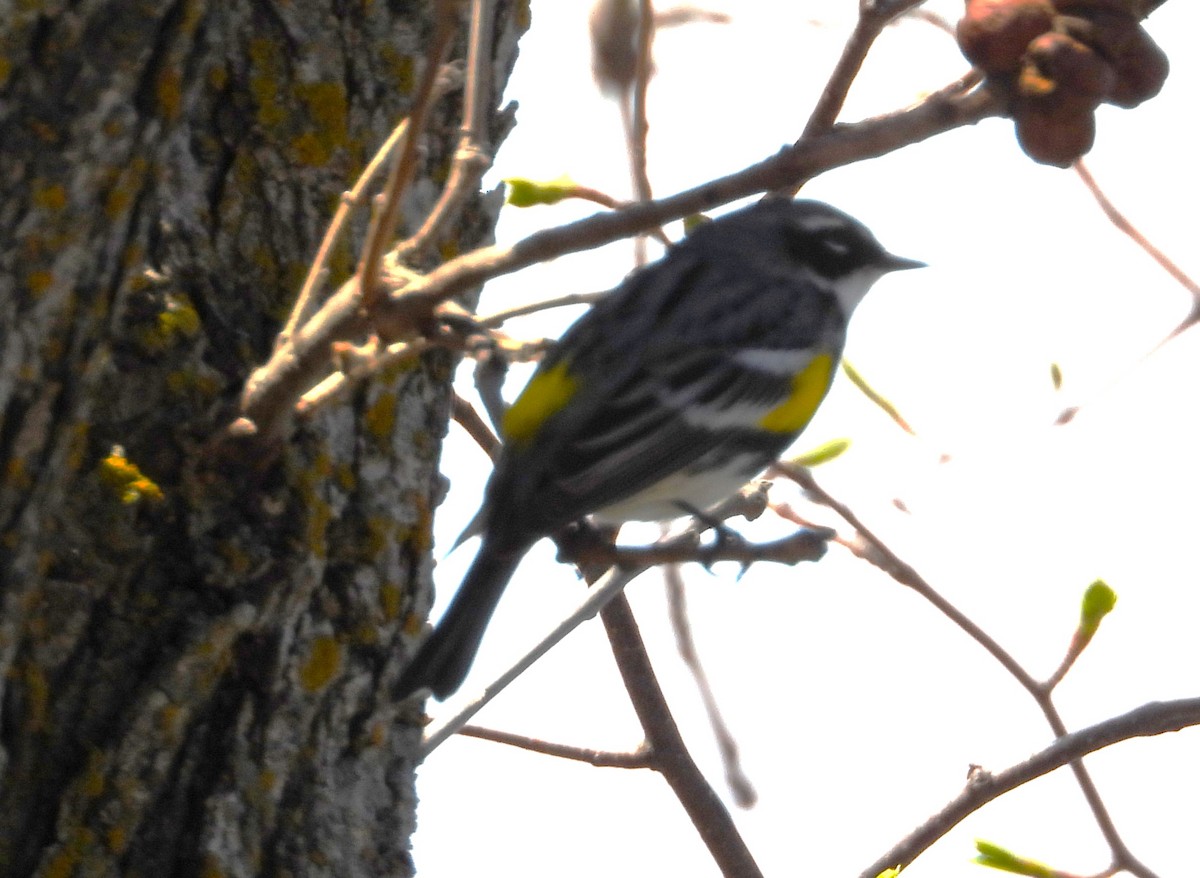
[[397, 198, 921, 700]]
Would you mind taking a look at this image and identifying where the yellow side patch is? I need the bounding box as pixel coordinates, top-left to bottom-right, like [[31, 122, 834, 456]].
[[502, 361, 578, 444], [758, 353, 835, 434]]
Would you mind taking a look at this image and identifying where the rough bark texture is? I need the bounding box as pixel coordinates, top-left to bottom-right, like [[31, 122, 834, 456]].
[[0, 1, 526, 875]]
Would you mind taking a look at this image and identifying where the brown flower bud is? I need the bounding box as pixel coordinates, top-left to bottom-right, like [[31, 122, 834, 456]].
[[1014, 103, 1096, 166], [958, 0, 1056, 73], [1019, 31, 1117, 112], [1110, 31, 1169, 107], [1055, 10, 1169, 107]]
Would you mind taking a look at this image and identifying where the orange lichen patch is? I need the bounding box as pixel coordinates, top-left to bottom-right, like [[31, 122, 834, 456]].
[[97, 447, 164, 505], [299, 636, 342, 692]]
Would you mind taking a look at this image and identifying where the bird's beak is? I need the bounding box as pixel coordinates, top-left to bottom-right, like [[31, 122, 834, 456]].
[[882, 252, 926, 272]]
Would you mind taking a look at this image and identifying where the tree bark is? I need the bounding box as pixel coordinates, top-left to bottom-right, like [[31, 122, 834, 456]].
[[0, 1, 525, 875]]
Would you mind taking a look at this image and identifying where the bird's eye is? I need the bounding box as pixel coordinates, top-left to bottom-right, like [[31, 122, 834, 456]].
[[781, 223, 865, 277], [818, 235, 853, 258]]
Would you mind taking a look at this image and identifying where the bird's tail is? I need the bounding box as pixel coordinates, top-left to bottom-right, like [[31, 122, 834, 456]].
[[396, 538, 528, 701]]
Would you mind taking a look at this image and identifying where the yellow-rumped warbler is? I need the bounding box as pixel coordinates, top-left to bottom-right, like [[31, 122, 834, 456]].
[[398, 198, 922, 699]]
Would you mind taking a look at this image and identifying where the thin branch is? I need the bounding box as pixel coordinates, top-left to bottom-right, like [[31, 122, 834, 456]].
[[478, 290, 608, 327], [664, 562, 757, 808], [236, 83, 999, 443], [1038, 700, 1161, 878], [560, 524, 832, 571], [378, 86, 999, 318], [1080, 163, 1200, 303], [782, 464, 1162, 877], [1075, 160, 1200, 326], [401, 0, 496, 254], [907, 5, 957, 36], [804, 0, 926, 137], [295, 337, 433, 415], [857, 698, 1200, 878], [357, 0, 460, 309], [472, 346, 509, 432], [458, 725, 654, 768], [279, 64, 464, 344], [451, 393, 499, 458], [777, 463, 1042, 697], [1055, 161, 1200, 426], [654, 6, 730, 28], [628, 0, 656, 265], [780, 0, 929, 197], [419, 485, 791, 758], [420, 565, 644, 757], [601, 592, 765, 878]]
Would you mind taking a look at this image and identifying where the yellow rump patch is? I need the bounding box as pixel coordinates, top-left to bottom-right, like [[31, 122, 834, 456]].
[[758, 353, 835, 434], [502, 361, 578, 444]]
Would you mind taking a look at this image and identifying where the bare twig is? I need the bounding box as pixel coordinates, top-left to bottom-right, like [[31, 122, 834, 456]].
[[380, 86, 1000, 313], [238, 83, 999, 443], [401, 0, 497, 255], [780, 0, 929, 198], [419, 485, 801, 755], [806, 0, 927, 137], [420, 564, 644, 756], [629, 0, 656, 265], [279, 64, 464, 344], [451, 393, 500, 458], [458, 725, 654, 768], [1056, 161, 1200, 426], [777, 463, 1041, 694], [560, 524, 831, 571], [358, 0, 461, 310], [472, 348, 509, 432], [907, 5, 957, 36], [478, 290, 608, 327], [664, 562, 757, 808], [779, 464, 1163, 877], [601, 592, 765, 878], [654, 6, 730, 28], [1075, 160, 1200, 325], [858, 698, 1200, 878]]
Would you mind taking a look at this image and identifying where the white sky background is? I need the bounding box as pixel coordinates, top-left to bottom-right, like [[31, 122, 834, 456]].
[[411, 2, 1200, 876]]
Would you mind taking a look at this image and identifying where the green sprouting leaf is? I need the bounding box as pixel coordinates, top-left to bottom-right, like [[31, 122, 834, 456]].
[[682, 212, 711, 234], [974, 840, 1054, 877], [1049, 362, 1063, 390], [1080, 579, 1118, 635], [842, 359, 916, 435], [875, 868, 902, 878], [792, 437, 852, 467], [504, 175, 578, 207]]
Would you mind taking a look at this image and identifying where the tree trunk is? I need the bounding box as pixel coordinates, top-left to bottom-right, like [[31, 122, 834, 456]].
[[0, 2, 525, 875]]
